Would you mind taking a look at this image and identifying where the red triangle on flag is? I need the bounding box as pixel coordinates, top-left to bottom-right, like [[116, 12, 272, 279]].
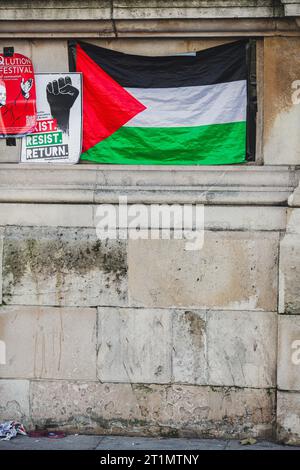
[[76, 44, 146, 153]]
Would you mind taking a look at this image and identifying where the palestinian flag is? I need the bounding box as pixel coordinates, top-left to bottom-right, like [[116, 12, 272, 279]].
[[69, 41, 248, 165]]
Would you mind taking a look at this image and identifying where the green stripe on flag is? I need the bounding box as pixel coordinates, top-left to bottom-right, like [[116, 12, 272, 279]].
[[81, 121, 246, 165]]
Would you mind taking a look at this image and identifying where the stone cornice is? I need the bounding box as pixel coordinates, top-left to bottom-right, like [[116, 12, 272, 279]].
[[1, 18, 300, 38], [0, 1, 286, 21], [0, 1, 298, 22], [0, 164, 298, 206], [0, 1, 300, 38]]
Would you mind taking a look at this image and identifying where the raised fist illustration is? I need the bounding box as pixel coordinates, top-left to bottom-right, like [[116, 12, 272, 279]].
[[46, 76, 79, 134], [21, 78, 33, 99]]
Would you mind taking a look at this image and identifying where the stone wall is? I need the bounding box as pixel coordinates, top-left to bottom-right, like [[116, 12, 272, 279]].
[[1, 0, 300, 444], [0, 165, 298, 440], [0, 200, 280, 439], [276, 207, 300, 444]]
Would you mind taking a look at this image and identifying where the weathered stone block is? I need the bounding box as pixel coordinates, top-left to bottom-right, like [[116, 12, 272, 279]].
[[172, 309, 276, 388], [172, 310, 207, 384], [113, 1, 279, 20], [207, 311, 277, 388], [0, 203, 94, 227], [0, 379, 30, 424], [31, 39, 69, 73], [30, 380, 275, 438], [97, 307, 172, 383], [30, 380, 97, 431], [2, 227, 127, 307], [0, 2, 111, 21], [0, 137, 20, 163], [286, 208, 300, 235], [204, 206, 286, 232], [278, 315, 300, 391], [277, 391, 300, 445], [264, 37, 300, 165], [128, 232, 278, 310], [96, 307, 276, 388], [0, 306, 97, 380], [279, 235, 300, 314], [0, 228, 3, 303]]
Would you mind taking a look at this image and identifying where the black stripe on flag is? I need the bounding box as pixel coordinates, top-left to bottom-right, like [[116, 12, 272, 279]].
[[71, 40, 247, 89]]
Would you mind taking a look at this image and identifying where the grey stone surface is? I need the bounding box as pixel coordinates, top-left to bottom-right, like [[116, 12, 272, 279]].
[[2, 227, 127, 307], [0, 435, 299, 451], [286, 208, 300, 233], [95, 436, 227, 450], [0, 305, 277, 388], [203, 206, 286, 232], [0, 379, 30, 425], [0, 2, 299, 449], [29, 380, 275, 438], [278, 315, 300, 391], [225, 439, 299, 450], [282, 0, 300, 17], [0, 164, 296, 206], [0, 1, 111, 21], [0, 1, 284, 22], [0, 434, 102, 451], [264, 37, 300, 166], [207, 311, 277, 388], [277, 391, 300, 445], [172, 310, 207, 385], [0, 203, 287, 231], [0, 306, 97, 380], [173, 309, 277, 388], [279, 234, 300, 314], [113, 0, 282, 20], [128, 232, 279, 311], [0, 227, 3, 303], [95, 306, 279, 387], [97, 307, 172, 383], [0, 203, 94, 227], [289, 184, 300, 208]]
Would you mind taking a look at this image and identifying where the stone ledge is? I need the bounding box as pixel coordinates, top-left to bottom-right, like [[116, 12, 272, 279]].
[[0, 164, 297, 206], [0, 1, 299, 38], [0, 1, 284, 21], [0, 204, 287, 231], [0, 19, 299, 39]]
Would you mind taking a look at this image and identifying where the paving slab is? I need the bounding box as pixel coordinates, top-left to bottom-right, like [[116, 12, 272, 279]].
[[95, 436, 227, 450], [0, 434, 102, 450], [0, 435, 300, 451], [225, 440, 299, 450]]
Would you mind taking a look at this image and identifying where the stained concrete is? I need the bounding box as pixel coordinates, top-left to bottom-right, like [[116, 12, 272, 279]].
[[0, 434, 299, 451]]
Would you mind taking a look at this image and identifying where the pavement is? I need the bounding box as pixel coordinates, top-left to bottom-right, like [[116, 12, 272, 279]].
[[0, 435, 299, 450]]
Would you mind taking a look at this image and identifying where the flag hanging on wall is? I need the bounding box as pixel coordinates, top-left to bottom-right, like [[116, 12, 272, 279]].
[[69, 40, 248, 165]]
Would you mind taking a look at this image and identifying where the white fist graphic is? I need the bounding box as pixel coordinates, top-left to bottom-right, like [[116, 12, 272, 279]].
[[21, 78, 33, 99]]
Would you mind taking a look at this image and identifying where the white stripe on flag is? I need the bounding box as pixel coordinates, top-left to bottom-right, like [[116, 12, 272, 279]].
[[125, 80, 246, 128]]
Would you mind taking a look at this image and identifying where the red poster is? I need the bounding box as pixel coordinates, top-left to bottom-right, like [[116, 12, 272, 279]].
[[0, 52, 37, 137]]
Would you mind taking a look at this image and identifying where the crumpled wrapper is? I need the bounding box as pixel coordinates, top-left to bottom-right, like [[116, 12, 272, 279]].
[[0, 421, 27, 441]]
